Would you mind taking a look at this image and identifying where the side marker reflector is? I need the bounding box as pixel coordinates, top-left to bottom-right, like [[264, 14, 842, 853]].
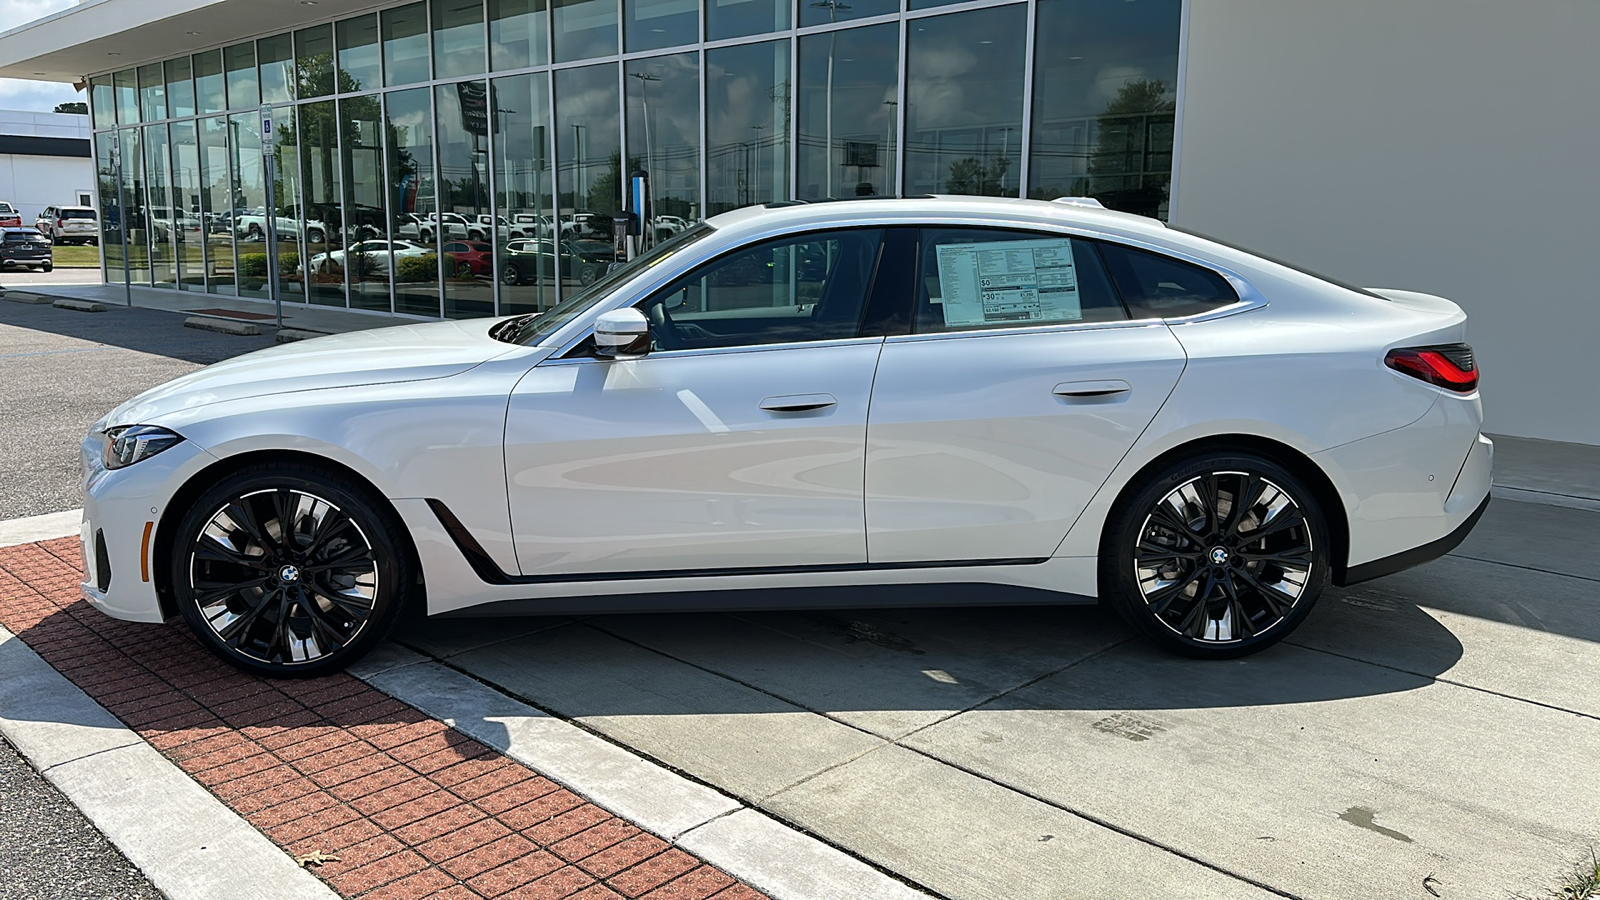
[[140, 521, 153, 583]]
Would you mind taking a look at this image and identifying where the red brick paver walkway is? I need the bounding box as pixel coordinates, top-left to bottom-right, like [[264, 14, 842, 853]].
[[0, 538, 768, 900]]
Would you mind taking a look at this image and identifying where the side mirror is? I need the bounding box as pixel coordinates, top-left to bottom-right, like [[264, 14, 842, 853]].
[[594, 307, 651, 358]]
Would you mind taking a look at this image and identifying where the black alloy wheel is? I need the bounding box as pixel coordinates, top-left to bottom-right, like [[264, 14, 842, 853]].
[[1102, 452, 1329, 658], [500, 263, 521, 286], [171, 464, 415, 677]]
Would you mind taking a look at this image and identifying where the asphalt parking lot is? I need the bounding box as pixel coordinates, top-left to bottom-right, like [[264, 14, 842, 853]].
[[2, 293, 1598, 899]]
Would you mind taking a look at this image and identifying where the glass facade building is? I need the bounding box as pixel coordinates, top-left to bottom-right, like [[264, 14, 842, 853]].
[[87, 0, 1181, 320]]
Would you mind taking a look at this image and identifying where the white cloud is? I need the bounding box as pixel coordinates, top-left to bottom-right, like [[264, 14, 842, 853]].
[[0, 0, 85, 112]]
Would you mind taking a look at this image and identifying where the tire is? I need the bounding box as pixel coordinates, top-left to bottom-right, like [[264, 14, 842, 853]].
[[169, 463, 418, 678], [578, 263, 599, 286], [455, 261, 474, 278], [307, 228, 325, 244], [41, 263, 52, 272], [500, 263, 521, 286], [247, 223, 263, 241], [1099, 451, 1330, 659]]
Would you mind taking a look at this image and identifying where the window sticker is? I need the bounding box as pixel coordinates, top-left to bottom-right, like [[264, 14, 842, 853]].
[[934, 238, 1082, 327]]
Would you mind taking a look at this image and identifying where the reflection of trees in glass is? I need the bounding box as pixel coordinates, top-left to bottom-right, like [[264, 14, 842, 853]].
[[1041, 78, 1175, 217], [945, 156, 1011, 196], [55, 102, 87, 114]]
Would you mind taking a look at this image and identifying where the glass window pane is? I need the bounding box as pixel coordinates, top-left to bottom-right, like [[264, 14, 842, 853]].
[[799, 0, 896, 28], [437, 80, 494, 318], [194, 51, 226, 115], [626, 52, 699, 243], [905, 5, 1026, 197], [384, 3, 432, 87], [114, 69, 139, 125], [271, 103, 306, 304], [385, 87, 439, 315], [91, 76, 116, 129], [707, 0, 788, 42], [118, 128, 149, 283], [94, 133, 123, 281], [434, 0, 486, 79], [299, 101, 343, 306], [341, 95, 390, 311], [259, 33, 295, 104], [491, 0, 549, 70], [138, 64, 166, 122], [1029, 0, 1179, 219], [625, 0, 697, 53], [554, 64, 621, 284], [198, 116, 235, 293], [798, 23, 897, 200], [707, 40, 789, 214], [228, 112, 268, 298], [914, 229, 1124, 333], [638, 229, 881, 348], [166, 57, 195, 119], [553, 0, 618, 62], [296, 24, 335, 99], [170, 121, 203, 290], [1098, 241, 1238, 318], [338, 15, 382, 92], [224, 43, 259, 109], [491, 73, 555, 315]]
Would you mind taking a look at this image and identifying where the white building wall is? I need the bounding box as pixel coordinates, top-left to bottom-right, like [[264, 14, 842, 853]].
[[1173, 0, 1600, 446], [0, 154, 95, 221]]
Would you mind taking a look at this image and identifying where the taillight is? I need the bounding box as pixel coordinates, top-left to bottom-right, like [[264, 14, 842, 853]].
[[1385, 344, 1478, 393]]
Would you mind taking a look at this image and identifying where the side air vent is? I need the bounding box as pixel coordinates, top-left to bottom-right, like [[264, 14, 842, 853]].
[[94, 529, 112, 592]]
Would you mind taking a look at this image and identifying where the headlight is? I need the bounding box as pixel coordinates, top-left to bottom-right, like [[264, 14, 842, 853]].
[[103, 425, 183, 470]]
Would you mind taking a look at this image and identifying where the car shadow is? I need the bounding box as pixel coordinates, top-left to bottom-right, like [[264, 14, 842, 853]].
[[0, 297, 275, 365]]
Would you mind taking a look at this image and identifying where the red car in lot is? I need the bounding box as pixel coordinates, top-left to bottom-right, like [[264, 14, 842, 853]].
[[442, 240, 493, 278]]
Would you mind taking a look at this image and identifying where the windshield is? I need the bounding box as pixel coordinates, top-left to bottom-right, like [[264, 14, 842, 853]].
[[1166, 224, 1385, 300], [493, 222, 715, 346]]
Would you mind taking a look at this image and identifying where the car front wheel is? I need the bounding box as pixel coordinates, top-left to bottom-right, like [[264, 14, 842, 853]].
[[170, 464, 416, 677], [1101, 452, 1329, 659]]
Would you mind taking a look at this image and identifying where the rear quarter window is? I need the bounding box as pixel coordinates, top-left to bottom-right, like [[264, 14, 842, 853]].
[[1096, 242, 1240, 319]]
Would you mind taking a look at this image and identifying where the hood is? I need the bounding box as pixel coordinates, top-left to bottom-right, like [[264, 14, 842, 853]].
[[104, 318, 518, 428]]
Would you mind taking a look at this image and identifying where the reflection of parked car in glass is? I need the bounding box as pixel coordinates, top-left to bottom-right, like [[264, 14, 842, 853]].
[[442, 241, 493, 278], [0, 226, 52, 270], [510, 213, 554, 239], [36, 206, 98, 245], [499, 239, 595, 286], [304, 239, 431, 275], [236, 207, 331, 244], [148, 207, 203, 241], [0, 201, 21, 228]]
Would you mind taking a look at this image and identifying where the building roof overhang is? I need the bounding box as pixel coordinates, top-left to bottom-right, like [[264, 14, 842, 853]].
[[0, 0, 395, 83]]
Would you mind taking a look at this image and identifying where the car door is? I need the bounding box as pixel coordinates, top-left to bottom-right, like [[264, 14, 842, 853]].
[[864, 227, 1189, 563], [504, 227, 888, 578]]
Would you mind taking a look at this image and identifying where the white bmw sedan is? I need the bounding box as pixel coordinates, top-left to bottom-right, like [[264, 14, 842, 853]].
[[80, 197, 1490, 676]]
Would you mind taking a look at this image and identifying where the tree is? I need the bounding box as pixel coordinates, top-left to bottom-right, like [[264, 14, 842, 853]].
[[944, 155, 1011, 196], [54, 101, 87, 115]]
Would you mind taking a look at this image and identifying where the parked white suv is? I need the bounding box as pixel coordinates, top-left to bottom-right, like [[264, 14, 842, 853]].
[[36, 206, 99, 245]]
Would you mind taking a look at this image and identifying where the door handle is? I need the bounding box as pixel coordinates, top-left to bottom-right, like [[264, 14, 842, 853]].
[[760, 393, 837, 413], [1053, 380, 1131, 398]]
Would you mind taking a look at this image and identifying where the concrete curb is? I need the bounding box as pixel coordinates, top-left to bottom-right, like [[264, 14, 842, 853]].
[[354, 645, 934, 900], [2, 290, 54, 304], [0, 508, 81, 549], [275, 328, 330, 343], [183, 315, 260, 336], [0, 625, 338, 900], [53, 298, 106, 313]]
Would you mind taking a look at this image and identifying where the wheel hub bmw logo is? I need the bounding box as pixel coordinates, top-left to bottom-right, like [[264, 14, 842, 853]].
[[1209, 547, 1229, 566], [278, 564, 301, 583]]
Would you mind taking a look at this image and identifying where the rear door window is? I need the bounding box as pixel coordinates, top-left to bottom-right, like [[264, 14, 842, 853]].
[[1096, 242, 1240, 319], [913, 228, 1125, 334]]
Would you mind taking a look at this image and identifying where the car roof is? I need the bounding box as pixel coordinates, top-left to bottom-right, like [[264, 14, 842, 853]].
[[704, 195, 1172, 243]]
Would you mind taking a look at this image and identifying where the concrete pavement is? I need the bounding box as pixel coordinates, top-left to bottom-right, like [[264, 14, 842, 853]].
[[387, 490, 1600, 900]]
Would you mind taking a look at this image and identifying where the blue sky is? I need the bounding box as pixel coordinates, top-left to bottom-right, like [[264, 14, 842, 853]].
[[0, 0, 84, 112]]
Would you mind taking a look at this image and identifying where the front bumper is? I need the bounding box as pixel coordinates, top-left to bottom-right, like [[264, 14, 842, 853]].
[[79, 436, 216, 624]]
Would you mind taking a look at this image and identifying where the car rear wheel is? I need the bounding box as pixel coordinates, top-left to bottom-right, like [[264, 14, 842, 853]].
[[170, 464, 416, 677], [1101, 452, 1329, 659], [500, 263, 521, 286], [41, 263, 52, 272]]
